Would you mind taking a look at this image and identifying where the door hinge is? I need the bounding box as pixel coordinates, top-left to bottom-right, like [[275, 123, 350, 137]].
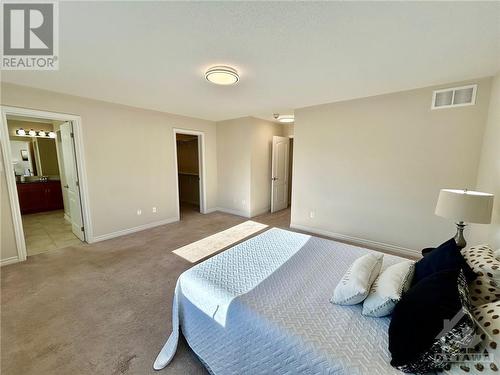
[[70, 132, 74, 138], [81, 226, 84, 232], [76, 180, 79, 187]]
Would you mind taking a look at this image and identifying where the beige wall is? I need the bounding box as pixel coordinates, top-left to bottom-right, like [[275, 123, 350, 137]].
[[216, 117, 282, 217], [0, 145, 19, 262], [292, 77, 492, 253], [1, 83, 218, 251], [282, 123, 294, 137], [470, 72, 500, 249], [216, 117, 253, 216]]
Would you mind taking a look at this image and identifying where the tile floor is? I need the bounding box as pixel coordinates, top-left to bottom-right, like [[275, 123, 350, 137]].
[[22, 210, 83, 256]]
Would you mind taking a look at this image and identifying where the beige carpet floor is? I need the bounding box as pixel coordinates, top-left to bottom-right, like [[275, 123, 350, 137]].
[[1, 206, 410, 375], [1, 207, 291, 375]]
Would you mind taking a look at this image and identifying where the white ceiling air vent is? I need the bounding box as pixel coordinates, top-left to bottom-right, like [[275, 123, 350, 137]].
[[431, 84, 477, 110]]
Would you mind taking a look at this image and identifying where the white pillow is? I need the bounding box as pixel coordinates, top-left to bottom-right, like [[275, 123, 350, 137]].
[[362, 260, 415, 317], [331, 253, 383, 305]]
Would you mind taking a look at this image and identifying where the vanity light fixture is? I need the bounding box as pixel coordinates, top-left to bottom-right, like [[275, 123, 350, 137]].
[[205, 65, 239, 85], [15, 128, 55, 138]]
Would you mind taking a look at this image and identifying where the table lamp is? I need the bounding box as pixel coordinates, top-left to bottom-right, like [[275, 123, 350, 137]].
[[435, 189, 494, 249]]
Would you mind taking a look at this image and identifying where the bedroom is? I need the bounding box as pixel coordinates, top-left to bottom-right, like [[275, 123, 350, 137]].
[[0, 1, 499, 375]]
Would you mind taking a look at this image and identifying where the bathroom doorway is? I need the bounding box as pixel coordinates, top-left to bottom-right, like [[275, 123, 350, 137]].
[[1, 107, 90, 262]]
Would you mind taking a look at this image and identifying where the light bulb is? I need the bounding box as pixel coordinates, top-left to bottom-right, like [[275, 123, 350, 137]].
[[17, 128, 26, 136], [28, 129, 36, 137], [48, 131, 56, 138]]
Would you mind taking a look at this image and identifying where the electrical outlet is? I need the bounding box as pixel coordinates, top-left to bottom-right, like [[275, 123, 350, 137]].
[[137, 209, 142, 216], [309, 211, 315, 219], [152, 207, 157, 213]]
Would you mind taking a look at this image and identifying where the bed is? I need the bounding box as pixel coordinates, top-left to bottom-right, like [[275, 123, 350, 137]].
[[154, 228, 407, 374]]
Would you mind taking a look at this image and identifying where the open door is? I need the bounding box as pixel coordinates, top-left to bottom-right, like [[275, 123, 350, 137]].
[[60, 122, 85, 241], [271, 136, 289, 213]]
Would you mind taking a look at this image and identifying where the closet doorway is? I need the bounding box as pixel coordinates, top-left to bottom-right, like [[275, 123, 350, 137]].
[[173, 129, 206, 220]]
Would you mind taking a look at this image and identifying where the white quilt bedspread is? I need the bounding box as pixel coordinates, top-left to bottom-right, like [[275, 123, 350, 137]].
[[154, 228, 407, 374]]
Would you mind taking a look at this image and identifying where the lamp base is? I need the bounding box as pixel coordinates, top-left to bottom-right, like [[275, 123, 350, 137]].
[[454, 221, 467, 250]]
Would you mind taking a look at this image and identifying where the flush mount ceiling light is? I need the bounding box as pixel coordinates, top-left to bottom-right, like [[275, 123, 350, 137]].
[[273, 114, 295, 123], [205, 65, 239, 85]]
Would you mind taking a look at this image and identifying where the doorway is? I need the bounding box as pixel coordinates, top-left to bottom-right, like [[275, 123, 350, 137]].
[[1, 107, 90, 262], [173, 129, 206, 220], [271, 135, 293, 213]]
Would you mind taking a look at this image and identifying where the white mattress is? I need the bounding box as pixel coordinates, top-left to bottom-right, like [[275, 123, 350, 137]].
[[154, 228, 407, 374]]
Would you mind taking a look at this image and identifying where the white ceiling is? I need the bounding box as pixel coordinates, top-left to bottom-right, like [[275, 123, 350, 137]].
[[2, 2, 499, 122]]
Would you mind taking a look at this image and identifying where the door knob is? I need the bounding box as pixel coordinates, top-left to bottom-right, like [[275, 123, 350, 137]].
[[272, 177, 278, 181]]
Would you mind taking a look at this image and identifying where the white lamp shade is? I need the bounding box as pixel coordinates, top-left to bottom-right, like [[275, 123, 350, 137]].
[[435, 189, 494, 224]]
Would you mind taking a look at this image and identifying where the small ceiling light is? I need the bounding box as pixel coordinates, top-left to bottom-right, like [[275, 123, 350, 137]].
[[28, 129, 36, 137], [16, 128, 26, 136], [205, 65, 239, 85], [48, 131, 56, 138], [273, 114, 294, 123]]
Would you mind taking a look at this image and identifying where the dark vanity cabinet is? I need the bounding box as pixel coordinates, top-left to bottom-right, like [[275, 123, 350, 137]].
[[16, 181, 64, 214]]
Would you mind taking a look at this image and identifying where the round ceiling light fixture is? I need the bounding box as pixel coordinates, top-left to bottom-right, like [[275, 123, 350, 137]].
[[205, 65, 239, 85], [273, 114, 295, 123]]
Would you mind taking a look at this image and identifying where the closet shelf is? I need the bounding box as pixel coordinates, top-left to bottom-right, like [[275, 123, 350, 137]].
[[178, 171, 199, 176]]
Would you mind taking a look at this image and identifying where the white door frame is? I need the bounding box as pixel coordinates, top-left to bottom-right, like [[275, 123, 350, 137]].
[[173, 128, 207, 218], [0, 106, 92, 263], [270, 135, 290, 213]]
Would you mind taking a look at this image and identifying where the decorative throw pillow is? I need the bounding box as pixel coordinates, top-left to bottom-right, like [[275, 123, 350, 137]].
[[441, 301, 500, 374], [412, 238, 477, 287], [389, 270, 476, 374], [331, 253, 383, 305], [462, 245, 500, 283], [362, 260, 415, 317], [469, 276, 500, 307]]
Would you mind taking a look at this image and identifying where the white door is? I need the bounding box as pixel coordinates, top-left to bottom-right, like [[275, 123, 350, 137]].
[[271, 136, 289, 213], [55, 131, 71, 220], [60, 122, 85, 241]]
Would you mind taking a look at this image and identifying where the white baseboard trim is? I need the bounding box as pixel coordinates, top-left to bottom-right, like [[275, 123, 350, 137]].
[[203, 207, 218, 214], [0, 256, 20, 266], [90, 217, 179, 243], [64, 213, 71, 223], [250, 206, 270, 218], [215, 207, 251, 218], [290, 224, 419, 258]]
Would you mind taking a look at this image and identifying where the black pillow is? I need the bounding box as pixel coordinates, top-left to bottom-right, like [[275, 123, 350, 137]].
[[421, 247, 434, 257], [389, 269, 476, 374], [412, 238, 476, 286]]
